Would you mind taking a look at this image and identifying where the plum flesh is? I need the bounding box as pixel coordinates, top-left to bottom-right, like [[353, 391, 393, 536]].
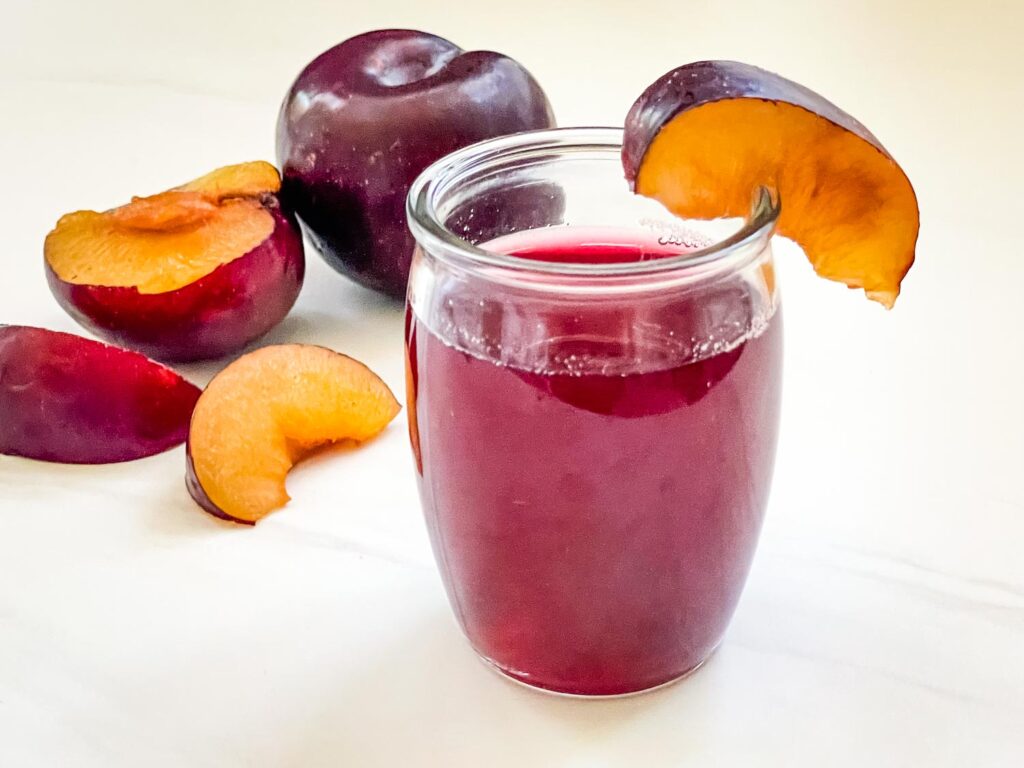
[[622, 60, 919, 306], [46, 202, 304, 362]]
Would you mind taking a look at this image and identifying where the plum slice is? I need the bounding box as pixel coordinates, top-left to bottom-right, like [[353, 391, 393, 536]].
[[622, 61, 919, 307], [44, 162, 304, 362], [0, 325, 200, 463], [186, 344, 400, 524]]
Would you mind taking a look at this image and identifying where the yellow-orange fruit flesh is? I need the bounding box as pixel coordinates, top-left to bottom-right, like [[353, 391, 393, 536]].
[[44, 162, 281, 295], [188, 345, 401, 523], [179, 160, 281, 201], [635, 100, 918, 307]]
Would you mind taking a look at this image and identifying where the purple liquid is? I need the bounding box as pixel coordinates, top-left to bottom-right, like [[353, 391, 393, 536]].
[[406, 228, 782, 695]]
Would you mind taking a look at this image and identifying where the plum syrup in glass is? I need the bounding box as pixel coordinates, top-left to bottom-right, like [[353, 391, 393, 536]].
[[405, 129, 782, 696]]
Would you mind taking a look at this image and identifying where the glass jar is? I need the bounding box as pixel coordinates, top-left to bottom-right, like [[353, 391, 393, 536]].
[[405, 127, 782, 696]]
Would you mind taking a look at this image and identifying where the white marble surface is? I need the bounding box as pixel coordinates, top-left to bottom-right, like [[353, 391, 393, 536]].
[[2, 1, 1023, 765]]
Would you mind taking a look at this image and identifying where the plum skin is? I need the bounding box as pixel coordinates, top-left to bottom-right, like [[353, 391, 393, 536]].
[[621, 60, 891, 188], [277, 29, 556, 299], [45, 198, 305, 363], [0, 325, 201, 464]]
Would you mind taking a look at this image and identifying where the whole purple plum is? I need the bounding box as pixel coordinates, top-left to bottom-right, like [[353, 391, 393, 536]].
[[276, 29, 556, 298]]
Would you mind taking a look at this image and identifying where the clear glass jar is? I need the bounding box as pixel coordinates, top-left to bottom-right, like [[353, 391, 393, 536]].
[[405, 127, 782, 696]]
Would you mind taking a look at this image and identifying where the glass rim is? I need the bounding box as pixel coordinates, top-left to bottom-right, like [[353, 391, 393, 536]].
[[406, 126, 780, 278]]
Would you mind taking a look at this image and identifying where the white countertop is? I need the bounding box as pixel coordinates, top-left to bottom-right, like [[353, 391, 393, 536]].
[[2, 1, 1022, 765]]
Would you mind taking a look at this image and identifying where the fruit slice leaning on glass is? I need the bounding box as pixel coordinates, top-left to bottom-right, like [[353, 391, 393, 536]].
[[622, 60, 919, 306]]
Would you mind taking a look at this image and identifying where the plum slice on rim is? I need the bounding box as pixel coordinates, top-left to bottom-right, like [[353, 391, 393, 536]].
[[623, 60, 919, 307]]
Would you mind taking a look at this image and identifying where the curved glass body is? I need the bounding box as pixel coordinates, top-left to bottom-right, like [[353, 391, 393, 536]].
[[405, 128, 782, 696]]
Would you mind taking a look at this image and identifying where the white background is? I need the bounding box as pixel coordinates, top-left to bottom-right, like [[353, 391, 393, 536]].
[[2, 1, 1022, 765]]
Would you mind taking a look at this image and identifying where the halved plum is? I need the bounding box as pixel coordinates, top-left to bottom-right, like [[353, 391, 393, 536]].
[[623, 60, 919, 307], [186, 344, 400, 524], [44, 162, 305, 362], [0, 325, 200, 463]]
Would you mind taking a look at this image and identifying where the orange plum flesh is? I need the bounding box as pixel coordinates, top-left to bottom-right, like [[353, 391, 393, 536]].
[[44, 162, 304, 361], [187, 344, 401, 524], [622, 61, 918, 307]]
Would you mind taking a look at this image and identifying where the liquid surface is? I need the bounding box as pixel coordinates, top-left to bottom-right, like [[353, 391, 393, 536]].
[[407, 228, 782, 695], [483, 225, 709, 265]]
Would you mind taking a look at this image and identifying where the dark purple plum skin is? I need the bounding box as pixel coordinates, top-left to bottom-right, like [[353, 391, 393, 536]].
[[276, 29, 556, 298], [0, 325, 201, 463], [46, 197, 304, 364], [622, 60, 889, 189]]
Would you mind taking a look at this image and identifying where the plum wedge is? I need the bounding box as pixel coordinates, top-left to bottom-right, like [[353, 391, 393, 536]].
[[44, 162, 304, 362], [0, 325, 200, 463], [186, 344, 400, 524], [623, 61, 919, 307]]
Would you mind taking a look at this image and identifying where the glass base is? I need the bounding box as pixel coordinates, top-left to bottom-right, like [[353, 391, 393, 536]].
[[476, 650, 714, 699]]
